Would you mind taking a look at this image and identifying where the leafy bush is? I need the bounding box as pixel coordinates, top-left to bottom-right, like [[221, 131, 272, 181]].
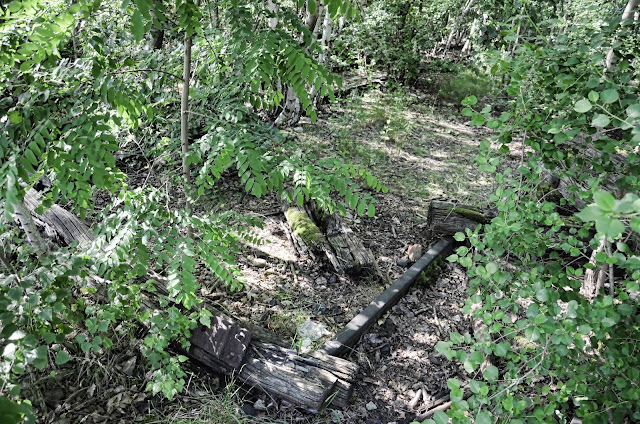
[[423, 10, 640, 424], [437, 70, 495, 105]]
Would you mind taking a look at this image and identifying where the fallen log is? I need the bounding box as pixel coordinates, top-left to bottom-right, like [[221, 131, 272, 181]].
[[24, 189, 357, 410], [427, 200, 489, 236]]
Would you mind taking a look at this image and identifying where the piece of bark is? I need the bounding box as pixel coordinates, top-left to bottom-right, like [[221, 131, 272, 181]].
[[24, 193, 357, 411], [427, 200, 487, 236]]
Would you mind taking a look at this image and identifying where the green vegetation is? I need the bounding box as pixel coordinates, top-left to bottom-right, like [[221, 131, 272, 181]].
[[437, 71, 496, 105], [1, 0, 640, 422]]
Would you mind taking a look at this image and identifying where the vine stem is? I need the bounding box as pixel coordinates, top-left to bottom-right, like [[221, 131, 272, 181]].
[[488, 335, 549, 403]]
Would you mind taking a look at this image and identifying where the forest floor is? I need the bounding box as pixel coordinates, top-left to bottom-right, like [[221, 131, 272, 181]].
[[154, 84, 517, 424], [37, 82, 520, 424]]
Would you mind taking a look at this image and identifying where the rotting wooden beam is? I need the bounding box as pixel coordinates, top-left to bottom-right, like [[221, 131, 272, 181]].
[[321, 237, 456, 357]]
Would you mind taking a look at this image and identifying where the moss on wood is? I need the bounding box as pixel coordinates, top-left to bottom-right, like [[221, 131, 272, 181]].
[[450, 207, 488, 224], [285, 208, 324, 249]]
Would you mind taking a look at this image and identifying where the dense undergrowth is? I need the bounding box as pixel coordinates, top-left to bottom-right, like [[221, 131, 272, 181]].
[[2, 0, 640, 423]]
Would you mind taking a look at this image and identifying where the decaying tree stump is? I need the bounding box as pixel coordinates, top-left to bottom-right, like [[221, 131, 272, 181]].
[[23, 190, 358, 411], [283, 204, 345, 274], [427, 200, 488, 236]]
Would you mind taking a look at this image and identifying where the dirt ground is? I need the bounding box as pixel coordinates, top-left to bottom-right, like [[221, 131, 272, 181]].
[[34, 85, 515, 424]]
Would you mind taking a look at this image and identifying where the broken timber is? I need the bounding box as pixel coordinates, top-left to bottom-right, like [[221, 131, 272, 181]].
[[283, 203, 345, 274], [322, 212, 377, 277], [322, 237, 455, 357], [23, 190, 357, 411], [427, 200, 489, 236]]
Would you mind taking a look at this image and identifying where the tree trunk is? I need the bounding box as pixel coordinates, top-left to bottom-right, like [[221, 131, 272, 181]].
[[275, 0, 321, 127], [151, 0, 165, 50], [605, 0, 640, 70], [181, 32, 194, 238], [212, 0, 219, 28], [462, 17, 478, 53], [442, 0, 474, 56]]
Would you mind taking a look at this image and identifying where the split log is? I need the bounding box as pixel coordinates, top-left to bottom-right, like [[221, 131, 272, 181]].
[[23, 188, 93, 249], [283, 204, 344, 274], [322, 212, 376, 276], [427, 200, 489, 236], [24, 190, 357, 411]]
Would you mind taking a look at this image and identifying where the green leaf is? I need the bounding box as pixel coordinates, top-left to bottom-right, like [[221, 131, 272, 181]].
[[131, 9, 145, 42], [594, 191, 616, 212], [357, 199, 366, 215], [576, 205, 602, 222], [595, 216, 625, 238], [626, 104, 640, 118], [463, 95, 478, 106], [591, 114, 610, 127], [630, 217, 640, 233], [433, 410, 448, 424], [574, 99, 592, 113], [494, 342, 510, 357], [307, 0, 316, 15], [8, 111, 23, 124], [483, 365, 498, 382], [55, 350, 72, 365], [453, 232, 465, 242], [600, 89, 619, 104], [588, 91, 599, 102], [25, 149, 38, 166], [486, 262, 498, 274], [367, 203, 375, 218], [476, 411, 492, 424]]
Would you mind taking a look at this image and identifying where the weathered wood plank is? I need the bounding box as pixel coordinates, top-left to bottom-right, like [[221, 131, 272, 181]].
[[324, 213, 376, 276], [189, 316, 251, 371]]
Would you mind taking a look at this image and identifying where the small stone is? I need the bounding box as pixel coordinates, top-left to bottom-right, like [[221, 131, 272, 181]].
[[250, 257, 268, 268], [315, 276, 328, 285], [365, 401, 378, 411], [293, 126, 303, 132], [241, 403, 257, 416], [453, 315, 461, 321], [297, 319, 330, 341], [364, 333, 383, 345], [329, 275, 338, 284], [408, 244, 422, 262], [121, 356, 137, 376], [253, 399, 267, 411], [396, 257, 409, 267]]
